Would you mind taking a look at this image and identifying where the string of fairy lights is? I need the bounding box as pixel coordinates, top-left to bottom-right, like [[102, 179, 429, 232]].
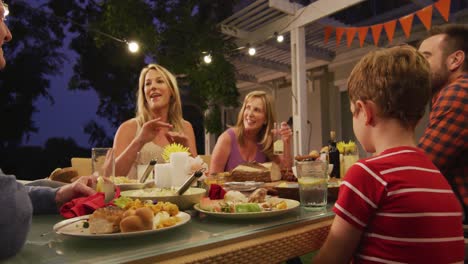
[[202, 32, 282, 63], [3, 1, 291, 65], [201, 31, 284, 64], [3, 2, 140, 53], [200, 6, 306, 65]]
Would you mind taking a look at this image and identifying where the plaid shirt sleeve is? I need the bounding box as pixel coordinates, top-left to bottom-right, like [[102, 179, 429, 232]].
[[419, 74, 468, 224], [418, 76, 468, 176]]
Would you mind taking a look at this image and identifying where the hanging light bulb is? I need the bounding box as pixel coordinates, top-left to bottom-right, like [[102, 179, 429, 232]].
[[276, 34, 284, 43], [203, 54, 212, 64], [248, 47, 256, 56], [127, 41, 139, 53]]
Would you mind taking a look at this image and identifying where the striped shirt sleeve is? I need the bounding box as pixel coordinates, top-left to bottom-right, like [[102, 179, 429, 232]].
[[333, 162, 386, 230]]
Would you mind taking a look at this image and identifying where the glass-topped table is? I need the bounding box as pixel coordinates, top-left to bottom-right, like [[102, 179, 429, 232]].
[[6, 206, 334, 264]]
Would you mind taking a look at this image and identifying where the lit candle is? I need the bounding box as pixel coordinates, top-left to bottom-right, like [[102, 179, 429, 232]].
[[170, 152, 189, 187]]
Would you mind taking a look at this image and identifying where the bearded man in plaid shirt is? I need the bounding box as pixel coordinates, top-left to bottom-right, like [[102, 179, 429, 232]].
[[418, 24, 468, 228]]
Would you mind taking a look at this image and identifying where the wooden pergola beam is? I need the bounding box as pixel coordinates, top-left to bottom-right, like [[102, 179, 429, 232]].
[[223, 0, 365, 46]]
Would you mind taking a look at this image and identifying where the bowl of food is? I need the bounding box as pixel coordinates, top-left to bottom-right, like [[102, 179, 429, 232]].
[[274, 179, 342, 202], [111, 176, 147, 191], [120, 187, 206, 210], [274, 182, 300, 201]]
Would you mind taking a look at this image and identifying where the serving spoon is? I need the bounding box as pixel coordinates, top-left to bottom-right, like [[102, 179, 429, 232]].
[[177, 169, 205, 195], [139, 159, 157, 183]]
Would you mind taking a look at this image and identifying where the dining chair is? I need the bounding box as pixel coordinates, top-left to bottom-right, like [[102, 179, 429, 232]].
[[71, 157, 92, 176], [199, 155, 211, 167]]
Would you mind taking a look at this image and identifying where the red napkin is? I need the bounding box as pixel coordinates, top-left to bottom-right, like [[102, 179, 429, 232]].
[[60, 187, 121, 219], [208, 184, 226, 199]]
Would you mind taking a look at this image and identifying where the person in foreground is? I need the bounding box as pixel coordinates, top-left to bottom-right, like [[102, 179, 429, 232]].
[[418, 24, 468, 226], [209, 90, 293, 179], [113, 64, 197, 179], [0, 3, 97, 260], [313, 45, 465, 263], [0, 170, 98, 260]]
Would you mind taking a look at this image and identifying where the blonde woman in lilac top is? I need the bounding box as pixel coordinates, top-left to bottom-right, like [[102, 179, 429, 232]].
[[209, 91, 292, 176]]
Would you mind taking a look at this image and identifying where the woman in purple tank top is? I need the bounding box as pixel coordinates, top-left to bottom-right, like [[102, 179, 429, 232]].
[[209, 91, 293, 177]]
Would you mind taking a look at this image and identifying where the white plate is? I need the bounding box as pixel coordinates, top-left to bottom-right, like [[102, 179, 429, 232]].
[[224, 181, 264, 191], [53, 211, 190, 239], [116, 183, 146, 191], [193, 198, 300, 219]]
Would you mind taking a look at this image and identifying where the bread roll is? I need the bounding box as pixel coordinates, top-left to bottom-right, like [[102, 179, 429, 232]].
[[49, 167, 79, 183], [229, 162, 270, 182], [262, 162, 281, 181], [120, 207, 154, 233]]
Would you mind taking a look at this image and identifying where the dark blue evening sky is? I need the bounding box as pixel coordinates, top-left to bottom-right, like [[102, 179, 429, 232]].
[[20, 0, 115, 148]]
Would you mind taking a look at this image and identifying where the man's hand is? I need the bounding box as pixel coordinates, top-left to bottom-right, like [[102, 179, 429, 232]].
[[55, 176, 97, 206]]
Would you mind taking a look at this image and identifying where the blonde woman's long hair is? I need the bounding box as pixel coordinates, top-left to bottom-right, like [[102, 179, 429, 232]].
[[235, 91, 276, 156], [135, 64, 184, 132]]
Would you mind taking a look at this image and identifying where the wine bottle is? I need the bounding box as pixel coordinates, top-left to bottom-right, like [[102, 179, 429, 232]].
[[328, 131, 341, 178]]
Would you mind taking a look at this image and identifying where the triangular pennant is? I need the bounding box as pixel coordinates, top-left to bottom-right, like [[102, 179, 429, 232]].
[[371, 24, 383, 46], [434, 0, 451, 22], [383, 20, 397, 43], [416, 5, 433, 30], [399, 13, 414, 39], [324, 26, 334, 44], [346, 27, 357, 47], [358, 27, 369, 47], [336, 27, 345, 46]]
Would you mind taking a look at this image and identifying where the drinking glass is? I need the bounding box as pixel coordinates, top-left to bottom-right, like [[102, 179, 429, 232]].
[[91, 147, 115, 202], [91, 147, 114, 177], [296, 159, 327, 210], [273, 122, 284, 155]]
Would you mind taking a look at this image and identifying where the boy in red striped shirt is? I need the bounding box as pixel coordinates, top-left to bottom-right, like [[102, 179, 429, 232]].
[[314, 45, 464, 263]]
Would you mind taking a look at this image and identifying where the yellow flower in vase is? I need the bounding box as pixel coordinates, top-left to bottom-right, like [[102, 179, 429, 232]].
[[337, 141, 345, 154], [162, 143, 190, 163]]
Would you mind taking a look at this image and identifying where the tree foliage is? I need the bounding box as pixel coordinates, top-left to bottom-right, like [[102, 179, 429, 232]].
[[0, 1, 66, 149], [49, 0, 240, 144], [1, 0, 240, 150], [153, 0, 240, 130]]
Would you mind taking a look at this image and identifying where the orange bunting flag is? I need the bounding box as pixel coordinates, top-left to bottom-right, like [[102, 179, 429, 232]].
[[357, 27, 369, 47], [416, 5, 433, 30], [336, 27, 345, 46], [383, 20, 397, 43], [435, 0, 451, 22], [371, 24, 383, 46], [324, 26, 334, 44], [399, 13, 414, 39], [346, 27, 357, 47]]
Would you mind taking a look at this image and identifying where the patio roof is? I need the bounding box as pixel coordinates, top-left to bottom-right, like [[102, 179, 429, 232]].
[[216, 0, 467, 156], [220, 0, 461, 90]]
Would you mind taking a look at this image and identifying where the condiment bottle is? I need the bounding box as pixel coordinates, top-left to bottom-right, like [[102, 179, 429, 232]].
[[328, 131, 341, 178]]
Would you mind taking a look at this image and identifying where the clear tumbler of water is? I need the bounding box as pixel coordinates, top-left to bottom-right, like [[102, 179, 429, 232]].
[[296, 159, 327, 210]]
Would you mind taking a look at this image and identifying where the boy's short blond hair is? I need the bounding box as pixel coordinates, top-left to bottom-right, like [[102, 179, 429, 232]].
[[347, 45, 431, 129]]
